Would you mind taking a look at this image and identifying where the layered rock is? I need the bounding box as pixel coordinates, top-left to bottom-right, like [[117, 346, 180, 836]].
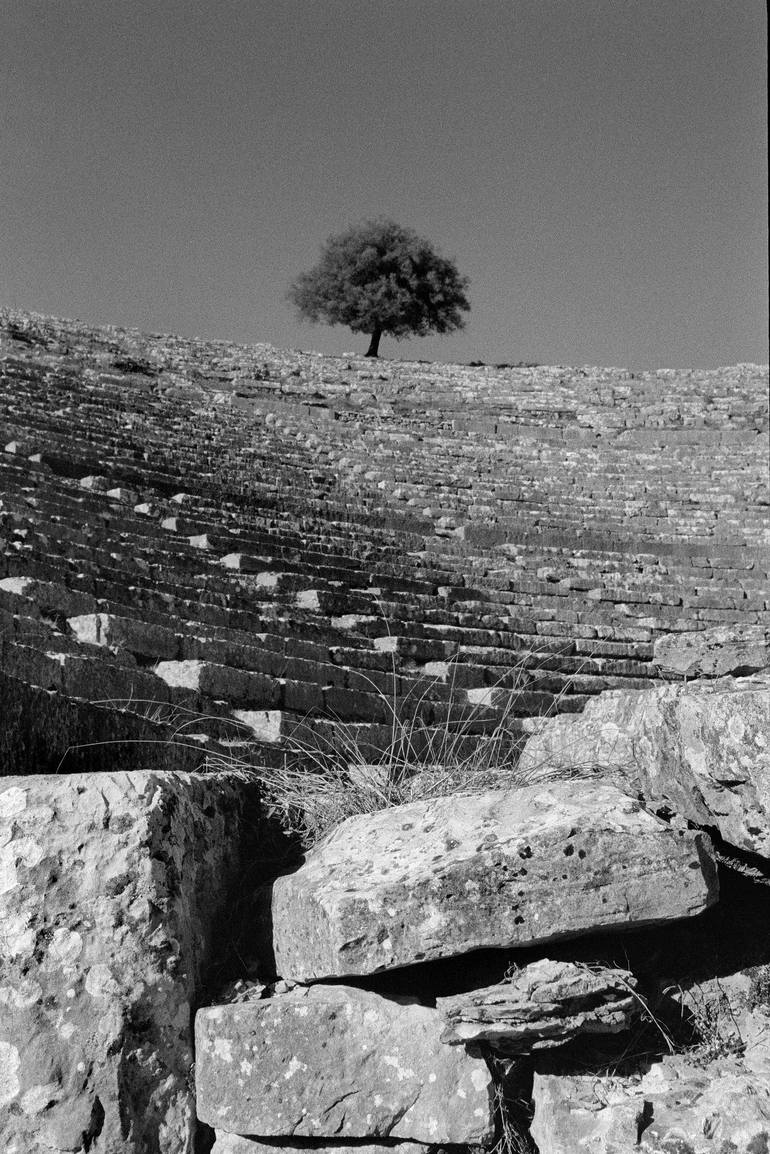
[[0, 771, 257, 1154], [195, 984, 495, 1143], [519, 674, 770, 857], [270, 782, 718, 981], [437, 959, 637, 1052], [653, 624, 770, 679], [530, 1056, 770, 1152]]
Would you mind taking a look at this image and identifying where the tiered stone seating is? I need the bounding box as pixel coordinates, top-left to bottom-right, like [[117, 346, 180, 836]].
[[1, 308, 767, 776]]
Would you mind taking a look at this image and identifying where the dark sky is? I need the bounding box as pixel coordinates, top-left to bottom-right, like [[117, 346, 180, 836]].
[[2, 0, 767, 367]]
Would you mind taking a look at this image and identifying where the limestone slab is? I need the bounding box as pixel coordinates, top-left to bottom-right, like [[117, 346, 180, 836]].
[[195, 985, 494, 1143], [530, 1057, 770, 1152], [270, 782, 717, 981], [437, 958, 637, 1052], [0, 770, 256, 1154], [519, 674, 770, 858]]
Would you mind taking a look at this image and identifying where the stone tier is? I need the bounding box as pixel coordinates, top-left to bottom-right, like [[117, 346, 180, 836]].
[[1, 309, 767, 779]]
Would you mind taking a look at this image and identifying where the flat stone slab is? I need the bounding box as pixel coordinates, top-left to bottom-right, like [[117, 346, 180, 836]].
[[270, 782, 718, 980], [195, 985, 495, 1144], [519, 674, 770, 859], [653, 625, 770, 679], [0, 771, 254, 1154], [530, 1056, 770, 1152], [437, 959, 637, 1052]]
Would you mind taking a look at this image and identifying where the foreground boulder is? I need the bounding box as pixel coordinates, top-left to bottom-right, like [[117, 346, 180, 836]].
[[195, 984, 494, 1143], [653, 624, 770, 679], [0, 771, 256, 1154], [270, 782, 717, 981], [519, 674, 770, 858], [530, 1056, 770, 1152], [437, 959, 637, 1052]]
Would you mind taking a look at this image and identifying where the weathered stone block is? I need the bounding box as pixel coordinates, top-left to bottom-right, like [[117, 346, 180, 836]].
[[270, 782, 717, 981], [195, 985, 494, 1143], [0, 770, 257, 1154], [520, 674, 770, 857]]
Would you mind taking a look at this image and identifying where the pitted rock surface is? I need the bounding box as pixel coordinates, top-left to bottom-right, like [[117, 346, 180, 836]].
[[437, 958, 637, 1051], [270, 782, 718, 981], [519, 674, 770, 858], [195, 984, 494, 1143], [0, 770, 253, 1154], [530, 1057, 770, 1152]]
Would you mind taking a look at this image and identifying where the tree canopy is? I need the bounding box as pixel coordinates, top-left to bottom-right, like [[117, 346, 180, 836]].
[[287, 219, 470, 357]]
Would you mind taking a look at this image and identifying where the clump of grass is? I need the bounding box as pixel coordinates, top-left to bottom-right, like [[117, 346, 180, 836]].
[[52, 623, 606, 847], [228, 638, 602, 849]]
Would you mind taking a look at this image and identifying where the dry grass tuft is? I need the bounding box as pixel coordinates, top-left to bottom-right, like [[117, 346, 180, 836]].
[[221, 640, 598, 848]]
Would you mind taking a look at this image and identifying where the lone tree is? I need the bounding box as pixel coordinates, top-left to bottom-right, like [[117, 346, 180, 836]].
[[287, 219, 470, 357]]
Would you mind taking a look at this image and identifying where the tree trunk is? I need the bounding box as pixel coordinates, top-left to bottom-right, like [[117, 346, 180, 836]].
[[365, 327, 382, 357]]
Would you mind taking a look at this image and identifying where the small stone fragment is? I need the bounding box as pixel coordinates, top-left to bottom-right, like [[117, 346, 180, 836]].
[[437, 959, 637, 1052]]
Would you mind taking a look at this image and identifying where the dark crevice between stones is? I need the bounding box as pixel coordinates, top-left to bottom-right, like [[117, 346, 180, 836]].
[[81, 1095, 105, 1152], [694, 821, 770, 887], [192, 794, 300, 1154], [489, 1054, 538, 1154]]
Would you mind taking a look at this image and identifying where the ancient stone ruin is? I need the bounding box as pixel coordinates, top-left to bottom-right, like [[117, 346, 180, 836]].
[[0, 307, 768, 1152]]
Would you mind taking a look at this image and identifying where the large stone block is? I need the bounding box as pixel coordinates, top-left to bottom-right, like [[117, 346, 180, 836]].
[[530, 1057, 770, 1152], [195, 985, 494, 1143], [270, 782, 717, 981], [0, 770, 257, 1154], [519, 674, 770, 858]]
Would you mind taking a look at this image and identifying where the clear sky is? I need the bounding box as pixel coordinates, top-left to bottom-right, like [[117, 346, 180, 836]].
[[2, 0, 767, 368]]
